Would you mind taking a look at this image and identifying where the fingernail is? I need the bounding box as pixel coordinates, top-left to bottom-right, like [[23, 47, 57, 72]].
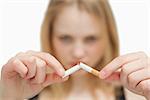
[[99, 70, 107, 79], [58, 69, 65, 76], [63, 76, 69, 81], [57, 70, 64, 76], [42, 82, 49, 87]]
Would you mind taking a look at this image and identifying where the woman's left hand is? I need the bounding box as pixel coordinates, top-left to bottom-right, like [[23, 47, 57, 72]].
[[99, 51, 150, 100]]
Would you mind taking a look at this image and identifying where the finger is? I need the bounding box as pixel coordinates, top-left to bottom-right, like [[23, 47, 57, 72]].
[[30, 58, 46, 84], [16, 55, 37, 79], [42, 72, 69, 87], [136, 79, 150, 97], [26, 50, 65, 76], [120, 59, 147, 87], [4, 58, 28, 78], [15, 52, 25, 57], [99, 51, 147, 79], [105, 72, 120, 81], [128, 67, 150, 89]]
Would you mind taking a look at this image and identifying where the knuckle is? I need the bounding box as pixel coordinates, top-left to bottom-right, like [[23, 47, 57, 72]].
[[121, 65, 128, 75], [148, 58, 150, 67], [146, 68, 150, 76], [26, 50, 35, 54], [44, 52, 52, 58], [15, 52, 25, 57], [146, 67, 150, 73], [138, 51, 147, 58], [146, 81, 150, 93], [138, 51, 145, 54], [141, 80, 150, 96], [140, 58, 148, 68], [36, 80, 41, 84], [36, 60, 46, 71], [128, 74, 135, 87], [28, 56, 36, 63], [117, 56, 127, 64], [11, 58, 19, 66], [36, 59, 46, 69], [28, 73, 35, 78]]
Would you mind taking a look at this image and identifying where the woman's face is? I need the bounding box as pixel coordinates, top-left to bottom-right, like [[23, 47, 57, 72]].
[[52, 6, 108, 72]]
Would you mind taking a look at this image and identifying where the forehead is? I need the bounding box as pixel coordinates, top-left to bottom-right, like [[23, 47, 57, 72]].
[[53, 5, 107, 37]]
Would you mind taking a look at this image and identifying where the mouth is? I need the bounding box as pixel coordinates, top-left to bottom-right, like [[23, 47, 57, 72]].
[[70, 61, 80, 66], [65, 61, 81, 69]]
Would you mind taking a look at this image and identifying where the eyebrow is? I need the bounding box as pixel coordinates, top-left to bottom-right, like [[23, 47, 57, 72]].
[[56, 33, 101, 38]]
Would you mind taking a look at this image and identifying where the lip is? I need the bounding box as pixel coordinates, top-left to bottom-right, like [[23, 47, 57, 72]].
[[70, 61, 80, 66], [70, 60, 89, 66], [64, 61, 80, 70]]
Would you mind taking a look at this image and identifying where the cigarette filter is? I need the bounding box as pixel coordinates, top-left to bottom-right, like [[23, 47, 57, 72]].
[[80, 62, 100, 77]]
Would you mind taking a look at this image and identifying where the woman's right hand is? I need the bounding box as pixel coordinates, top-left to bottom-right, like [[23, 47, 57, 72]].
[[0, 51, 68, 100]]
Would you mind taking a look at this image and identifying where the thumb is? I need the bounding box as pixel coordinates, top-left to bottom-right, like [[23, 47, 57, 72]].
[[42, 72, 69, 87], [105, 72, 120, 82]]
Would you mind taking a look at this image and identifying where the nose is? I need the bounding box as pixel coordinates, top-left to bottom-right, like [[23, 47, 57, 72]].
[[72, 43, 86, 60]]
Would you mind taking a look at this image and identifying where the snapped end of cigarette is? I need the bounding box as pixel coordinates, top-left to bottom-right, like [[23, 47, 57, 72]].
[[80, 62, 100, 77], [62, 62, 100, 78], [62, 64, 81, 78]]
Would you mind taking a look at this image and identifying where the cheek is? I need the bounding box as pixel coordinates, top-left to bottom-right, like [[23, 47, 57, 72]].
[[87, 42, 105, 65], [52, 39, 71, 65], [53, 40, 63, 55], [88, 42, 105, 55]]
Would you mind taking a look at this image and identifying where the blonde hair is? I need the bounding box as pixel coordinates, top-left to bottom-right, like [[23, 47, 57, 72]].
[[40, 0, 120, 100]]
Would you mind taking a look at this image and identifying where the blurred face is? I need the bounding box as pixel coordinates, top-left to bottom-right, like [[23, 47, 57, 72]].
[[52, 5, 108, 72]]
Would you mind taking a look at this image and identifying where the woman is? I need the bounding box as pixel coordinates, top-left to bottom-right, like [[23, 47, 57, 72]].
[[1, 0, 149, 100]]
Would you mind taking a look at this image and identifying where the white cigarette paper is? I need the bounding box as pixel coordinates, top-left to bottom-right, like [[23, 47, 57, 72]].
[[80, 62, 100, 77], [62, 64, 81, 78]]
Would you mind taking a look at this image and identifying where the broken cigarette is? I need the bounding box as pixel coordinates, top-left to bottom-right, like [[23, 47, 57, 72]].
[[80, 62, 100, 77], [62, 64, 81, 78]]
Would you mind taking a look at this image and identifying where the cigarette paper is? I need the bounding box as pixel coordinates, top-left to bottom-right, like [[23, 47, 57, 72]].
[[62, 64, 81, 78], [80, 62, 100, 77]]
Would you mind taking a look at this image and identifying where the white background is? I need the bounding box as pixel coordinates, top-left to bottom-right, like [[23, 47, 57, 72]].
[[0, 0, 150, 71]]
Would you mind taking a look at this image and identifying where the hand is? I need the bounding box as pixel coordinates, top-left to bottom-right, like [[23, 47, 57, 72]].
[[99, 52, 150, 100], [0, 50, 68, 99]]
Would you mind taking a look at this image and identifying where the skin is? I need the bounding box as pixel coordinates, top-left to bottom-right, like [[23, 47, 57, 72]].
[[100, 52, 150, 100], [1, 51, 68, 99], [0, 4, 150, 100], [52, 5, 107, 76], [51, 5, 108, 96]]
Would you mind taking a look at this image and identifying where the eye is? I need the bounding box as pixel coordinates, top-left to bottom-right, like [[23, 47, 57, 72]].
[[85, 36, 98, 43], [58, 35, 73, 43]]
